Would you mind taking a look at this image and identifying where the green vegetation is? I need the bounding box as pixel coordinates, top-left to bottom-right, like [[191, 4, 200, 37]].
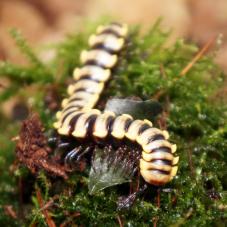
[[0, 20, 226, 226]]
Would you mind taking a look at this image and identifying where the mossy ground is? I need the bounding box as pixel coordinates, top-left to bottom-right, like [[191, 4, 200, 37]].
[[0, 20, 226, 226]]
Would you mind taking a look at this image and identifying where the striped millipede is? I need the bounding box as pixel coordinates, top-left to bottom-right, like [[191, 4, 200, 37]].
[[53, 22, 179, 186]]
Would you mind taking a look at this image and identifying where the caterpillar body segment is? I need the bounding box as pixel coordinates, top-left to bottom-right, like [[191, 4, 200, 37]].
[[140, 147, 179, 186], [55, 23, 128, 122], [92, 111, 115, 139], [72, 109, 101, 138], [89, 34, 125, 53], [80, 50, 118, 68], [139, 159, 172, 172], [63, 91, 100, 107], [55, 109, 178, 186], [139, 130, 178, 185], [57, 111, 84, 136], [142, 151, 173, 162], [53, 22, 179, 187], [125, 119, 152, 141], [97, 23, 128, 38], [73, 66, 111, 82], [56, 110, 171, 146], [67, 80, 104, 97], [140, 169, 172, 186], [111, 114, 133, 139], [142, 140, 174, 154], [136, 128, 169, 145]]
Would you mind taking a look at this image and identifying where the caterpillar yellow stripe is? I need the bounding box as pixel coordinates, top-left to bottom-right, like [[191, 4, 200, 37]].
[[54, 22, 179, 186], [54, 109, 179, 186], [55, 22, 128, 120]]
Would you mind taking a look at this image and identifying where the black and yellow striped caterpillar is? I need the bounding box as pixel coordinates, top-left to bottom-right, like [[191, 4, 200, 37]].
[[53, 22, 179, 186], [55, 22, 128, 118]]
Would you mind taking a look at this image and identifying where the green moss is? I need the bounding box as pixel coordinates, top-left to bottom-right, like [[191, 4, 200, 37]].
[[0, 20, 226, 226]]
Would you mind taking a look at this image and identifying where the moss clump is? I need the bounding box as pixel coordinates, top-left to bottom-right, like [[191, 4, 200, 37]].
[[0, 20, 226, 226]]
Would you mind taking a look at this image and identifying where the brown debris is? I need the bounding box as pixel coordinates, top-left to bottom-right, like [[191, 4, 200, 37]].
[[39, 195, 59, 212], [44, 85, 61, 112], [3, 205, 17, 219], [179, 36, 216, 77], [36, 187, 56, 227], [116, 215, 124, 227], [59, 211, 81, 227], [15, 113, 68, 179], [152, 189, 161, 227]]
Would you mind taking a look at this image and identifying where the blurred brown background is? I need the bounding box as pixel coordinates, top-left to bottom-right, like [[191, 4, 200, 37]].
[[0, 0, 227, 71]]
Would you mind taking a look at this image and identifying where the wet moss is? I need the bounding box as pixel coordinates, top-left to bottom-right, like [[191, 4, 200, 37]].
[[0, 19, 226, 226]]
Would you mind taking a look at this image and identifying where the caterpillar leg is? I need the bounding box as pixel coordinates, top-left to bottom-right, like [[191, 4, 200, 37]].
[[48, 134, 61, 149], [58, 142, 71, 149], [76, 146, 93, 161], [64, 146, 83, 169], [117, 184, 148, 210], [64, 146, 93, 170], [47, 132, 72, 150], [48, 136, 58, 146]]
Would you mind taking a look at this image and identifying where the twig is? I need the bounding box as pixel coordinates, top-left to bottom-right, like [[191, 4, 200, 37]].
[[158, 94, 170, 130], [130, 181, 133, 194], [160, 64, 167, 78], [153, 216, 159, 227], [18, 177, 24, 219], [3, 205, 17, 219], [151, 90, 165, 100], [180, 36, 216, 76], [39, 195, 59, 212], [136, 171, 140, 191], [129, 171, 140, 194], [186, 148, 195, 177], [152, 37, 216, 104], [152, 38, 215, 100], [60, 212, 81, 227], [156, 189, 161, 208], [30, 223, 37, 227], [185, 207, 193, 219], [117, 215, 124, 227], [150, 64, 167, 100], [0, 82, 7, 89], [153, 189, 161, 227], [36, 187, 56, 227]]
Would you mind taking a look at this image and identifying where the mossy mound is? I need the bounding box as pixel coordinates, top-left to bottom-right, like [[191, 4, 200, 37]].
[[0, 20, 226, 226]]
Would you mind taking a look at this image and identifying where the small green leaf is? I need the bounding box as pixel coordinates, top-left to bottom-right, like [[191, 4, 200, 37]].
[[104, 98, 162, 121]]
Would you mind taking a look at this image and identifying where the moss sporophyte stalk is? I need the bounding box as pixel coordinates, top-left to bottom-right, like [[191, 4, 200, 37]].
[[0, 20, 226, 226]]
